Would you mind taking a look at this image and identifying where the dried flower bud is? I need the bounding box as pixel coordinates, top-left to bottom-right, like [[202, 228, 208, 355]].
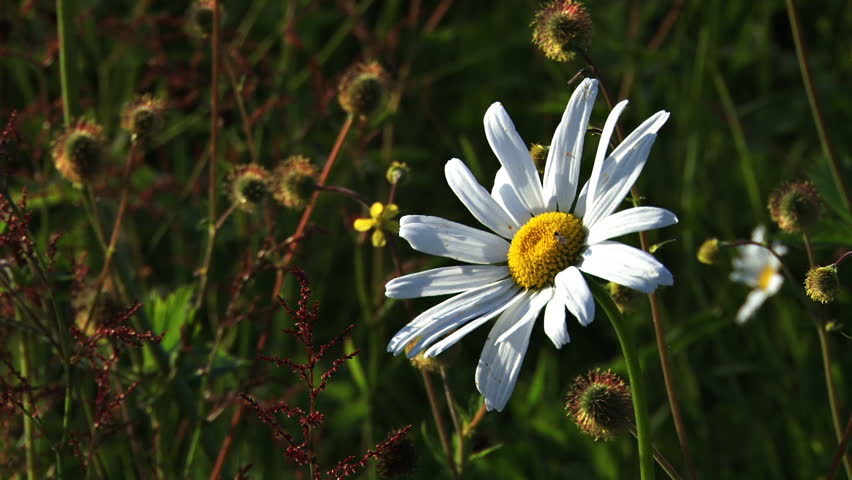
[[377, 430, 417, 479], [566, 369, 633, 441], [532, 0, 592, 63], [272, 155, 318, 210], [229, 164, 271, 212], [608, 282, 642, 314], [529, 143, 549, 174], [386, 161, 411, 186], [697, 238, 721, 265], [768, 180, 822, 233], [804, 265, 840, 304], [122, 95, 165, 145], [188, 0, 223, 38], [338, 61, 389, 118], [52, 120, 105, 185], [403, 339, 454, 373]]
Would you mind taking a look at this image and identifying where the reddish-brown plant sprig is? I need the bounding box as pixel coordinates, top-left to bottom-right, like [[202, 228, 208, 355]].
[[324, 426, 413, 479], [0, 187, 36, 267]]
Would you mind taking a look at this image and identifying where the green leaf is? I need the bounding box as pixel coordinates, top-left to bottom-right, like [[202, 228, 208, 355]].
[[144, 285, 197, 354]]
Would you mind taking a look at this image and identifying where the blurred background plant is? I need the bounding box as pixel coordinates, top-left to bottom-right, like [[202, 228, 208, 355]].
[[0, 0, 850, 478]]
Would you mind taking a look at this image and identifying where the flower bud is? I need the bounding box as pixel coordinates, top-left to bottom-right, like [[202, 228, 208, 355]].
[[272, 155, 318, 210], [697, 238, 721, 265], [767, 180, 822, 233], [608, 282, 642, 314], [122, 95, 165, 145], [565, 369, 633, 441], [532, 0, 592, 63], [804, 265, 840, 304], [229, 164, 271, 212], [385, 161, 411, 186], [188, 0, 223, 39], [52, 120, 105, 185], [338, 61, 389, 118], [529, 143, 549, 174]]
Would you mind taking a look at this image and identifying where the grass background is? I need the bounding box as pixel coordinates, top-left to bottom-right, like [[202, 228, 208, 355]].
[[1, 0, 851, 478]]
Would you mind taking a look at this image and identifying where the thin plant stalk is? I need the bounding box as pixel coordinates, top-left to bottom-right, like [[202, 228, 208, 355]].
[[195, 0, 222, 311], [828, 415, 852, 480], [462, 401, 487, 438], [56, 0, 76, 127], [803, 233, 852, 477], [20, 332, 37, 480], [785, 0, 851, 211], [592, 284, 654, 480], [439, 366, 464, 469], [583, 55, 698, 480], [629, 429, 684, 480]]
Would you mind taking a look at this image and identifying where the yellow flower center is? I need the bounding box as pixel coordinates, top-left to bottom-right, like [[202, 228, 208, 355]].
[[757, 265, 776, 291], [507, 212, 586, 290]]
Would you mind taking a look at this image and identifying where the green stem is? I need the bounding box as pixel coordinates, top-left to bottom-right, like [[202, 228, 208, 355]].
[[20, 332, 37, 480], [784, 0, 851, 211], [592, 283, 654, 479], [56, 0, 77, 127]]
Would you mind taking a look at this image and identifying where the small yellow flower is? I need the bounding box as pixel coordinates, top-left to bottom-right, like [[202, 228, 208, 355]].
[[354, 202, 400, 248]]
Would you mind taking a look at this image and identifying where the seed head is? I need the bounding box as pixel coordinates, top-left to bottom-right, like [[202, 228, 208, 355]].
[[52, 120, 105, 185], [566, 369, 633, 441], [338, 61, 389, 118], [272, 155, 318, 210], [608, 282, 642, 314], [377, 429, 417, 479], [768, 180, 822, 233], [122, 95, 165, 145], [188, 1, 223, 39], [804, 265, 840, 304], [228, 164, 271, 212], [386, 161, 411, 186], [697, 238, 721, 265], [532, 0, 592, 63]]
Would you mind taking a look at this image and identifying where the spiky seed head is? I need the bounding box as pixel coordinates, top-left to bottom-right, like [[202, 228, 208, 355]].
[[272, 155, 318, 210], [386, 161, 411, 186], [338, 61, 389, 118], [768, 180, 822, 233], [229, 164, 271, 212], [532, 0, 592, 62], [122, 95, 165, 145], [529, 143, 549, 174], [805, 265, 840, 304], [566, 369, 634, 441], [608, 282, 642, 314], [697, 238, 721, 265], [377, 429, 416, 479], [52, 120, 105, 185]]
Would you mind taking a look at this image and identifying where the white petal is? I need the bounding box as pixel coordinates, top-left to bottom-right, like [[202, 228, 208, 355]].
[[387, 278, 518, 355], [399, 215, 510, 264], [475, 299, 538, 412], [586, 207, 679, 245], [494, 287, 551, 344], [764, 272, 784, 295], [751, 225, 767, 244], [445, 159, 518, 239], [574, 110, 670, 219], [736, 289, 769, 324], [491, 168, 531, 228], [585, 100, 629, 212], [423, 291, 529, 358], [579, 241, 673, 294], [543, 292, 570, 348], [542, 79, 598, 211], [555, 266, 595, 327], [582, 134, 657, 228], [385, 265, 510, 299], [483, 102, 545, 215]]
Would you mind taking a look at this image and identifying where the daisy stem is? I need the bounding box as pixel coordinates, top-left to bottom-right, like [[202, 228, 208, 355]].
[[593, 284, 654, 480], [803, 232, 852, 476], [194, 0, 222, 312], [629, 428, 684, 480], [584, 56, 698, 480], [784, 0, 852, 211]]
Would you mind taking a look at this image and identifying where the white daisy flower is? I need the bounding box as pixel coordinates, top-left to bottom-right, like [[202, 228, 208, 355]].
[[730, 225, 787, 324], [386, 79, 677, 411]]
